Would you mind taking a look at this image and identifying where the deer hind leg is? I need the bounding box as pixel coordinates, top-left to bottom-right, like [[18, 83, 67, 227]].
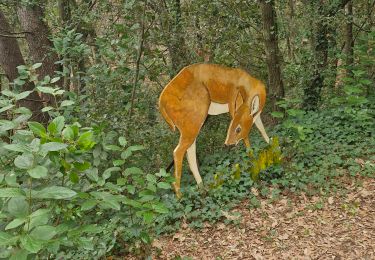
[[173, 134, 197, 198]]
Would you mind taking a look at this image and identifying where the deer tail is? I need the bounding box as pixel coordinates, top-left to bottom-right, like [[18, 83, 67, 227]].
[[160, 105, 176, 131]]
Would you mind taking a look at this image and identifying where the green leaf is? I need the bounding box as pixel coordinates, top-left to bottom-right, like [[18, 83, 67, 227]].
[[14, 154, 34, 169], [3, 143, 28, 152], [50, 77, 60, 83], [8, 197, 28, 218], [0, 104, 15, 113], [41, 106, 54, 112], [31, 63, 42, 69], [152, 203, 169, 214], [29, 209, 50, 230], [103, 167, 121, 180], [118, 137, 127, 146], [128, 145, 144, 152], [28, 122, 46, 137], [30, 225, 56, 240], [36, 86, 55, 94], [91, 192, 121, 210], [0, 188, 25, 198], [15, 91, 32, 101], [121, 149, 132, 160], [0, 232, 17, 246], [5, 218, 25, 230], [27, 166, 48, 179], [146, 174, 157, 183], [32, 186, 77, 199], [73, 161, 91, 171], [52, 116, 65, 134], [60, 100, 75, 107], [157, 182, 171, 189], [142, 211, 154, 223], [113, 160, 125, 166], [77, 131, 94, 149], [155, 169, 168, 177], [10, 249, 29, 260], [81, 200, 97, 211], [104, 144, 121, 151], [124, 167, 143, 175], [69, 172, 79, 183], [40, 142, 67, 153], [62, 126, 75, 140], [271, 111, 284, 118], [20, 235, 43, 253]]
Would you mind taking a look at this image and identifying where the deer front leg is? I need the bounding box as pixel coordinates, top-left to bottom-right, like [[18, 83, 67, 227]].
[[186, 140, 203, 188]]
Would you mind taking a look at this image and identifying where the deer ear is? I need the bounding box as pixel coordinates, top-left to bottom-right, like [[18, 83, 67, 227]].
[[250, 95, 260, 115], [235, 90, 244, 111]]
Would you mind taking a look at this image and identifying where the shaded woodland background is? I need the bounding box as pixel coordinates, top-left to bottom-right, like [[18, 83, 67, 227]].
[[0, 0, 374, 258]]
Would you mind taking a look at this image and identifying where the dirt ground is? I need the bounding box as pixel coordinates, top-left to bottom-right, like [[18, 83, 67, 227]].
[[151, 176, 375, 260]]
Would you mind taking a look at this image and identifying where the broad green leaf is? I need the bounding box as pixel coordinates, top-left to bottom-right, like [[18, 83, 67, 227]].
[[73, 161, 90, 171], [52, 116, 65, 134], [146, 174, 157, 183], [20, 235, 43, 253], [31, 63, 42, 69], [10, 249, 29, 260], [5, 218, 25, 230], [2, 89, 15, 97], [104, 144, 121, 151], [155, 168, 167, 177], [152, 203, 169, 214], [28, 122, 46, 137], [60, 100, 75, 107], [0, 104, 15, 113], [103, 167, 121, 180], [77, 131, 94, 149], [50, 77, 60, 83], [0, 188, 25, 198], [14, 154, 34, 169], [113, 160, 125, 166], [28, 209, 50, 230], [81, 200, 97, 211], [40, 142, 67, 153], [30, 225, 56, 240], [128, 145, 144, 152], [142, 211, 154, 223], [0, 232, 17, 246], [157, 182, 171, 189], [91, 192, 120, 210], [14, 107, 32, 115], [36, 86, 55, 94], [62, 126, 75, 140], [41, 106, 54, 112], [271, 111, 284, 118], [15, 91, 32, 101], [3, 143, 28, 153], [32, 186, 77, 199], [8, 197, 28, 218], [121, 149, 132, 159], [27, 166, 48, 179], [124, 167, 143, 175], [69, 172, 79, 183]]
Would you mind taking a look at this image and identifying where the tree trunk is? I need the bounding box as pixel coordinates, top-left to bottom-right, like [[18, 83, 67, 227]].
[[0, 10, 46, 122], [260, 0, 285, 116], [344, 2, 354, 74], [58, 0, 72, 25], [303, 0, 352, 110], [17, 4, 61, 104]]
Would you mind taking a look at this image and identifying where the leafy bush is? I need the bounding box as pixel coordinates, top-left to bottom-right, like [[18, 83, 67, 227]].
[[0, 66, 171, 259]]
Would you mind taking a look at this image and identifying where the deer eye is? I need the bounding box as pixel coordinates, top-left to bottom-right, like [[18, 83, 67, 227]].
[[235, 126, 241, 134]]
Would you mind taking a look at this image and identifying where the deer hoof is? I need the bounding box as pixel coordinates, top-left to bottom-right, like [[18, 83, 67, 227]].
[[172, 182, 182, 199]]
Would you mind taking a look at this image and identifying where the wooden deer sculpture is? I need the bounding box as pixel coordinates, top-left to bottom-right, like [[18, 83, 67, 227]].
[[159, 64, 270, 197]]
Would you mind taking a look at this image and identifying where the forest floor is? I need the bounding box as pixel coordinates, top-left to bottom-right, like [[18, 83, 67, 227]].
[[151, 174, 375, 260]]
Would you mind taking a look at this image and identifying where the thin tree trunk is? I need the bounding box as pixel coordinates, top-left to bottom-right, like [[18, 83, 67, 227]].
[[0, 11, 46, 122], [260, 0, 285, 116], [129, 0, 147, 118], [345, 2, 354, 74], [17, 4, 61, 104]]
